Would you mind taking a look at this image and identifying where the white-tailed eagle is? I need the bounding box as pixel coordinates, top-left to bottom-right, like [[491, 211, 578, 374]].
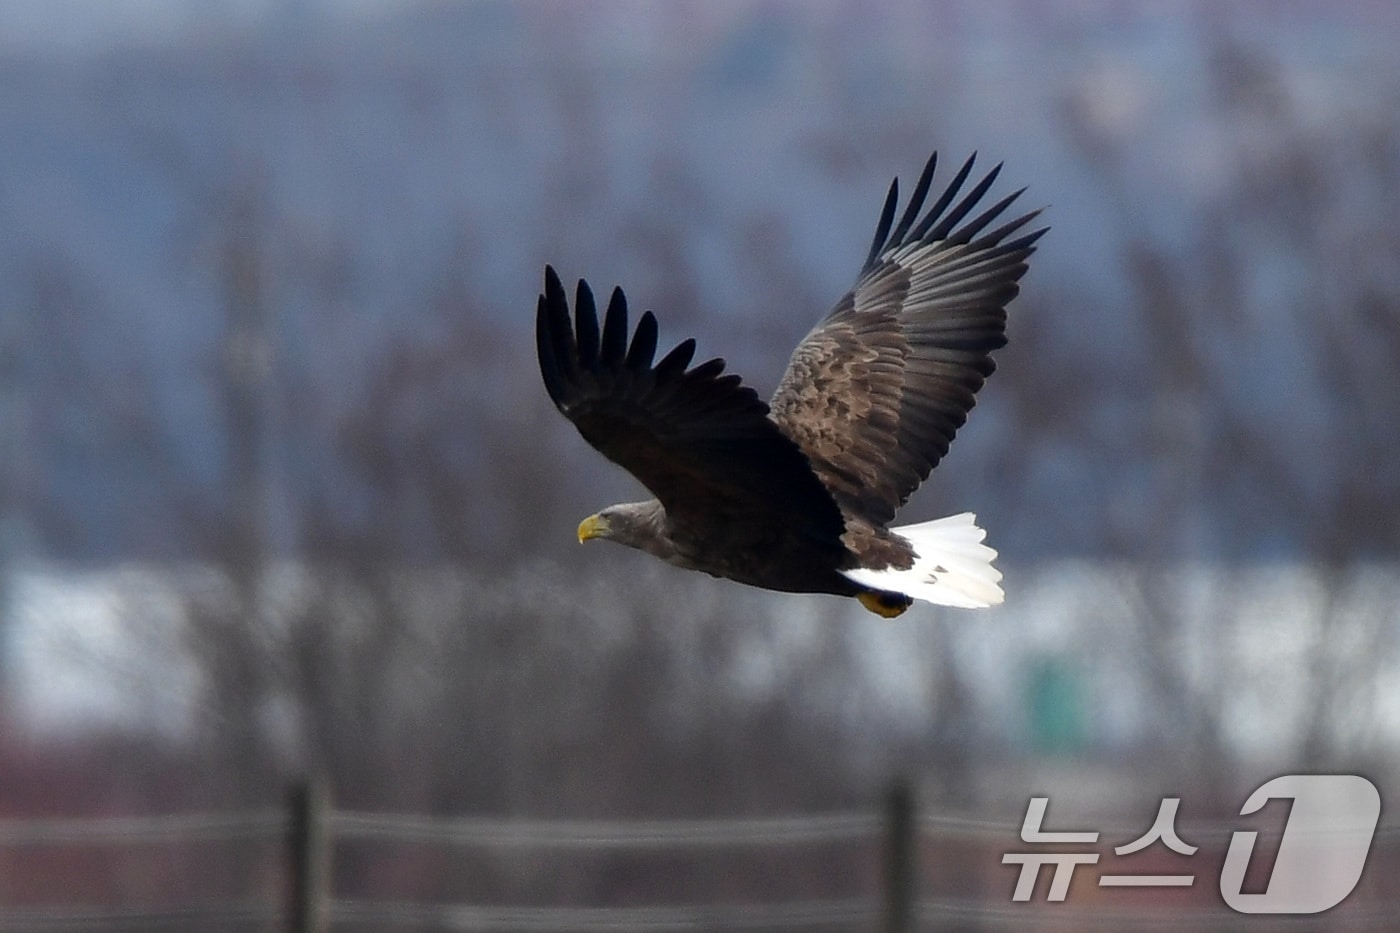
[[536, 152, 1044, 616]]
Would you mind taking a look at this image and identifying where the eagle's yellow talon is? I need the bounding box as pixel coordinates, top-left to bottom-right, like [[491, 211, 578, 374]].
[[858, 591, 910, 618]]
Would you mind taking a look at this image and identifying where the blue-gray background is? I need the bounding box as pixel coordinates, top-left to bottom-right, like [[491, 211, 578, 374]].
[[1, 0, 1398, 920]]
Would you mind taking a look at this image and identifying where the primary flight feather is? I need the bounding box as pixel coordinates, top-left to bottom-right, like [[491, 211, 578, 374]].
[[536, 151, 1045, 616]]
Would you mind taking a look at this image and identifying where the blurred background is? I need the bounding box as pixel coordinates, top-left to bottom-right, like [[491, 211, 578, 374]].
[[2, 0, 1399, 926]]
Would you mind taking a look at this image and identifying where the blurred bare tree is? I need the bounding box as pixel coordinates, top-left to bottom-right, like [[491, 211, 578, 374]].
[[1034, 36, 1400, 797], [144, 125, 905, 911]]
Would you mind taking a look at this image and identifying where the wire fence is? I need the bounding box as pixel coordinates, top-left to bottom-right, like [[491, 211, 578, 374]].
[[6, 806, 1399, 849], [1, 782, 1396, 932], [0, 812, 285, 847], [328, 811, 883, 849]]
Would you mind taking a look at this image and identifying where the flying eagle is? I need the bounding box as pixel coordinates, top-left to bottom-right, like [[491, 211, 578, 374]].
[[536, 152, 1043, 617]]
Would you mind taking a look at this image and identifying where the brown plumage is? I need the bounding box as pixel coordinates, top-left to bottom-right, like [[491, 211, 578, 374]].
[[537, 152, 1044, 615]]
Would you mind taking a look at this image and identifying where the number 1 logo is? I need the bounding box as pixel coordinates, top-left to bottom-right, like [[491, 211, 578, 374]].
[[1220, 774, 1380, 914]]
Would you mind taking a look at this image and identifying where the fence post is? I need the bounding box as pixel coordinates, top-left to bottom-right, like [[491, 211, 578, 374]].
[[287, 777, 330, 933], [882, 779, 916, 933]]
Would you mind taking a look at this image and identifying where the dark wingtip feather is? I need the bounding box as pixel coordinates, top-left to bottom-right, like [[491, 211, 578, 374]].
[[600, 286, 629, 366], [952, 186, 1026, 245], [626, 311, 659, 370], [863, 178, 900, 272], [970, 206, 1044, 252], [573, 278, 600, 366], [1014, 225, 1051, 253], [910, 152, 977, 242], [655, 337, 697, 376], [541, 265, 577, 381], [925, 161, 1003, 242], [536, 295, 566, 404], [888, 151, 938, 250], [688, 357, 726, 381]]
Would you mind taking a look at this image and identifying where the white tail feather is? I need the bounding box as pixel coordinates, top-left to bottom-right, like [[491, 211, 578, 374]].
[[841, 512, 1004, 609]]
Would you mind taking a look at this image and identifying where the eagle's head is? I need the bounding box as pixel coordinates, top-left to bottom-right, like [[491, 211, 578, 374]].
[[577, 500, 674, 560]]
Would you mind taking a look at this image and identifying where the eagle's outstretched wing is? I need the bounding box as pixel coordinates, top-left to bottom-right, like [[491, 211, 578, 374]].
[[537, 266, 844, 538], [768, 152, 1046, 527]]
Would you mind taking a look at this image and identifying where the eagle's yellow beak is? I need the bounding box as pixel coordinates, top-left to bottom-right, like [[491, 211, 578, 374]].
[[577, 513, 609, 543]]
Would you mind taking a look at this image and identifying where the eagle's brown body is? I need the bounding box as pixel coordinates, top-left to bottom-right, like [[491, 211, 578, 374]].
[[537, 152, 1044, 614], [595, 498, 864, 596]]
